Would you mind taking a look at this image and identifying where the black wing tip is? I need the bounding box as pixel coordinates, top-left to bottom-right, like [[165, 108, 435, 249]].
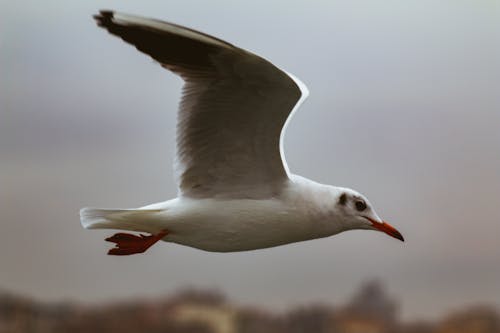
[[93, 10, 115, 27]]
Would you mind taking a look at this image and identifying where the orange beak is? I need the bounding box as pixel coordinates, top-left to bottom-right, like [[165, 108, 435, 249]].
[[364, 217, 404, 242]]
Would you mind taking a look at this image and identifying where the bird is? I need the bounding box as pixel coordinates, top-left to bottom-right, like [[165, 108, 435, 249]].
[[81, 10, 404, 256]]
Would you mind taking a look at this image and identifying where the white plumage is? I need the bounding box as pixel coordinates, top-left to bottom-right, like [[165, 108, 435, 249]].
[[81, 10, 403, 255]]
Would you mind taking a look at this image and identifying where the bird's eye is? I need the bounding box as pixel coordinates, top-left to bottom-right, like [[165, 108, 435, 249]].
[[355, 200, 367, 212]]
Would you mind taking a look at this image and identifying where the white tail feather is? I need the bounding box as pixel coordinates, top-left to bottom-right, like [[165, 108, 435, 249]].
[[80, 207, 163, 233]]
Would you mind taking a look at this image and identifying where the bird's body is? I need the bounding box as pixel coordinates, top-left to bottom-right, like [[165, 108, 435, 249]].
[[81, 10, 403, 255], [83, 176, 347, 252]]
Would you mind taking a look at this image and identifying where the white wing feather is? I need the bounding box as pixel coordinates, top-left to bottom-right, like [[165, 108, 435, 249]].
[[94, 11, 308, 198]]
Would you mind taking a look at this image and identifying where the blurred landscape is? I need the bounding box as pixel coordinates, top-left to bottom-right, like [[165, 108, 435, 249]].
[[2, 279, 498, 333]]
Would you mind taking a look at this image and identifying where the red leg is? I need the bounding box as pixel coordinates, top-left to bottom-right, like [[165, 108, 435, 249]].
[[105, 230, 169, 255]]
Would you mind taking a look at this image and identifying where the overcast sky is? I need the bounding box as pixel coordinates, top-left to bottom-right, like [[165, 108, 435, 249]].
[[1, 0, 499, 321]]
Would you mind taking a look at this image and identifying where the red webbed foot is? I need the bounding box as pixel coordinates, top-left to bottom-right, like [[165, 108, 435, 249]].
[[105, 230, 169, 255]]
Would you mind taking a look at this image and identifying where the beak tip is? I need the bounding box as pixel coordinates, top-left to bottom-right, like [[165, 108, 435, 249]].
[[369, 219, 404, 242], [391, 229, 405, 242], [390, 228, 404, 242], [381, 222, 404, 243]]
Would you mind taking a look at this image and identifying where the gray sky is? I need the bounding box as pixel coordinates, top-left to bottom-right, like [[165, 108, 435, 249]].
[[1, 0, 500, 321]]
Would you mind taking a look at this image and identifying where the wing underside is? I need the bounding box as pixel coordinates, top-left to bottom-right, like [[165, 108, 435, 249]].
[[94, 10, 306, 198]]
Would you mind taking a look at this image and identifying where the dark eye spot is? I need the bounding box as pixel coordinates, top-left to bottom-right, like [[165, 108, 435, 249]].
[[339, 193, 347, 205], [355, 200, 367, 212]]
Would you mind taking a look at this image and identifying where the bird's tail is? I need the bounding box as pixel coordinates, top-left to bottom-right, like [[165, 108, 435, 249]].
[[80, 207, 163, 233]]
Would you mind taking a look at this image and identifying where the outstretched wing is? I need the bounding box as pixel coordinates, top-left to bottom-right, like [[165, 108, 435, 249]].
[[94, 11, 308, 199]]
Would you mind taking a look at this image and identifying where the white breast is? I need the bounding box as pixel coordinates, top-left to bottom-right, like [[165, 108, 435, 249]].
[[151, 176, 345, 252]]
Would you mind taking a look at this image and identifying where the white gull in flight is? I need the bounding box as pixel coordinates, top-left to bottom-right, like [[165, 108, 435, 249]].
[[81, 10, 404, 255]]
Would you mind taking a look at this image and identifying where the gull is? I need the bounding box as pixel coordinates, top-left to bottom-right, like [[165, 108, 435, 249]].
[[81, 10, 404, 255]]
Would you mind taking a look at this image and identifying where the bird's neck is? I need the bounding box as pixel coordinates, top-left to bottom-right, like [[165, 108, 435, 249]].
[[285, 175, 347, 236]]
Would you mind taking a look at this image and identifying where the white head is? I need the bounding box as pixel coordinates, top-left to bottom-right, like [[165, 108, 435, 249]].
[[335, 188, 404, 241]]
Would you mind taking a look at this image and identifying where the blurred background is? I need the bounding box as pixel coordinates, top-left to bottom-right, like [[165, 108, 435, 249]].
[[1, 0, 499, 332]]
